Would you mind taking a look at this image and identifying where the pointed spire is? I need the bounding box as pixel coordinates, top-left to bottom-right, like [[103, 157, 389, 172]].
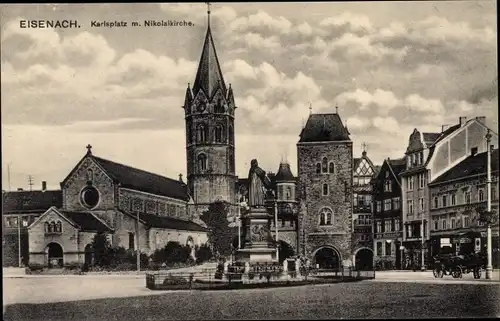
[[309, 102, 312, 115], [206, 2, 211, 27], [193, 2, 226, 100], [362, 142, 367, 157], [335, 105, 339, 114]]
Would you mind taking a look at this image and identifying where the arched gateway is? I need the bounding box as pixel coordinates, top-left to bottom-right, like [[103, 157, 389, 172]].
[[313, 246, 342, 269], [354, 248, 374, 270], [46, 242, 63, 268]]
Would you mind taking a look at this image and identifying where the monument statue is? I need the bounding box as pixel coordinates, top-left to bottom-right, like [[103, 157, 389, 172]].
[[247, 159, 271, 208]]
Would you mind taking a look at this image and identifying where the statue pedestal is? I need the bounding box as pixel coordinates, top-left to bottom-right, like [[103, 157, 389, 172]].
[[235, 206, 277, 263]]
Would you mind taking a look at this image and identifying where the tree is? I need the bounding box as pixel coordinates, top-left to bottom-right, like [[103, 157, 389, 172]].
[[90, 232, 112, 267], [195, 243, 213, 264], [200, 201, 233, 258]]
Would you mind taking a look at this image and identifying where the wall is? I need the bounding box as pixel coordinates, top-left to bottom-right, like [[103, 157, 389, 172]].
[[297, 142, 353, 265], [62, 157, 115, 212], [28, 209, 104, 266], [118, 188, 188, 220], [149, 228, 208, 253]]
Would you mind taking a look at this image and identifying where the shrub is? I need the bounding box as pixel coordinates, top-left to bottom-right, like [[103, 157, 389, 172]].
[[151, 241, 191, 265], [28, 262, 45, 271], [195, 243, 213, 264]]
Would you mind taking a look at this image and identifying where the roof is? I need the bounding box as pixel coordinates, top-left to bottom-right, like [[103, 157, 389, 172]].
[[422, 132, 441, 146], [430, 149, 499, 185], [275, 162, 295, 182], [387, 158, 406, 184], [425, 124, 461, 165], [192, 26, 227, 100], [2, 190, 62, 214], [61, 211, 113, 233], [122, 210, 206, 232], [91, 155, 190, 201], [299, 113, 351, 143]]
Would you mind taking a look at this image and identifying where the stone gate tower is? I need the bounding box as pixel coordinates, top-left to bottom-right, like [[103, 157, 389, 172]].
[[183, 9, 238, 220]]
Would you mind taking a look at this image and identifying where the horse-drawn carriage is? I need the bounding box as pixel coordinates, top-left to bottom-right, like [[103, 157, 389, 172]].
[[431, 253, 486, 279]]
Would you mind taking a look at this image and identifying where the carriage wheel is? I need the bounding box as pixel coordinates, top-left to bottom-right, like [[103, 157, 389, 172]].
[[433, 266, 444, 278], [451, 267, 462, 279]]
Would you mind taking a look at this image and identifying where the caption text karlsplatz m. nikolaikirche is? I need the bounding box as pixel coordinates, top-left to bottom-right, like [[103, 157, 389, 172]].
[[17, 19, 194, 29]]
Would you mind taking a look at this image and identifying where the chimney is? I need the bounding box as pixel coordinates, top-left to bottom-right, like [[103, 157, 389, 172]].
[[42, 181, 47, 191], [17, 188, 23, 191], [475, 116, 486, 125], [471, 147, 478, 156], [441, 124, 450, 132], [178, 174, 183, 183], [459, 116, 467, 127]]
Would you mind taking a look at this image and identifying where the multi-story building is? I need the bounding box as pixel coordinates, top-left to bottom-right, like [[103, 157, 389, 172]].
[[428, 148, 499, 267], [372, 158, 406, 269], [352, 148, 377, 269], [297, 113, 353, 268], [400, 116, 498, 268], [2, 184, 62, 266]]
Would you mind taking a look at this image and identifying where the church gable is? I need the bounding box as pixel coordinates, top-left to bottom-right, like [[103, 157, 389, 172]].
[[61, 152, 115, 211]]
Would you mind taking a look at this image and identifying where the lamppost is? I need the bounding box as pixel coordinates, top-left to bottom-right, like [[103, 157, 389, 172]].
[[421, 213, 426, 271], [485, 129, 493, 280]]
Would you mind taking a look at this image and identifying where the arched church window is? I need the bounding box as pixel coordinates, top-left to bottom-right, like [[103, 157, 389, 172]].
[[319, 208, 333, 226], [322, 157, 328, 173], [215, 125, 225, 143], [50, 221, 57, 233], [45, 222, 50, 233], [329, 162, 335, 174], [215, 99, 225, 114], [56, 221, 62, 233], [228, 126, 234, 144], [316, 163, 321, 174], [196, 124, 207, 143], [197, 154, 207, 172], [86, 169, 94, 182]]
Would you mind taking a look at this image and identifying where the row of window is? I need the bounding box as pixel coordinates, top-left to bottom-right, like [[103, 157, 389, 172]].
[[405, 223, 426, 239], [407, 151, 425, 169], [359, 234, 371, 241], [353, 194, 372, 207], [433, 216, 472, 231], [4, 216, 32, 228], [431, 187, 498, 209], [374, 197, 401, 213], [188, 124, 234, 144], [316, 157, 335, 174], [374, 218, 401, 233], [45, 221, 63, 233], [405, 173, 426, 191], [127, 198, 185, 217], [354, 176, 372, 186], [318, 208, 338, 226], [376, 241, 394, 257], [354, 214, 372, 226], [277, 185, 293, 201]]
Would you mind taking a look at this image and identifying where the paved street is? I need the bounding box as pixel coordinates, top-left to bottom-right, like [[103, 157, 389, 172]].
[[3, 273, 499, 320]]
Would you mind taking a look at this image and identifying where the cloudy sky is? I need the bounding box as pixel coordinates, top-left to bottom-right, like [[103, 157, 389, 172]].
[[1, 2, 498, 190]]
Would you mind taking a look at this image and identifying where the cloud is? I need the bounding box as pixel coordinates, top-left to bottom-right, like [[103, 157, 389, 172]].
[[372, 116, 401, 134]]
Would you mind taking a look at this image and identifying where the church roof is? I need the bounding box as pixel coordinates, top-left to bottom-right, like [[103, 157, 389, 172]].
[[121, 210, 206, 232], [275, 162, 295, 182], [91, 156, 189, 201], [192, 26, 227, 99], [2, 190, 62, 215], [60, 210, 113, 233], [430, 149, 499, 185], [299, 113, 351, 143]]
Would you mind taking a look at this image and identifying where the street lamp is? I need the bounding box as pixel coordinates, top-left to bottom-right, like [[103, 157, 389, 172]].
[[485, 129, 493, 280]]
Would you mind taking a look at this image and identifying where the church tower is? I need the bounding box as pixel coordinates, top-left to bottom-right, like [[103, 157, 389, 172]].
[[183, 4, 237, 218]]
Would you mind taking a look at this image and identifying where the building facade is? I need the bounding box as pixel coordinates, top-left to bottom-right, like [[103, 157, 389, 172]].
[[352, 149, 377, 269], [429, 148, 499, 267], [372, 158, 405, 269], [400, 116, 498, 268], [23, 147, 207, 268], [2, 186, 62, 267], [297, 113, 354, 268]]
